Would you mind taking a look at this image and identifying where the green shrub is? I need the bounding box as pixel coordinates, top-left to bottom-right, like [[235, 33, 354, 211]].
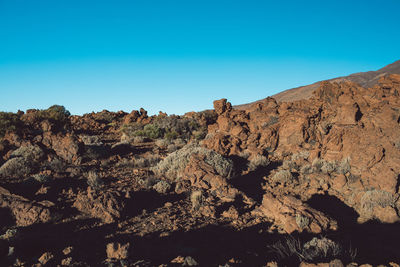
[[164, 130, 178, 140], [0, 112, 21, 138], [134, 124, 163, 139], [39, 105, 70, 123]]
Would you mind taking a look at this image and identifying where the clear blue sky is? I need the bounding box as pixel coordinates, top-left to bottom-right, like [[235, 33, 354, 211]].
[[1, 0, 399, 115]]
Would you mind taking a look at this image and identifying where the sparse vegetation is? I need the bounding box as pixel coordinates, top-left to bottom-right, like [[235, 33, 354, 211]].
[[153, 180, 172, 194], [0, 145, 44, 177], [190, 190, 203, 211], [361, 189, 396, 214], [151, 143, 234, 181], [0, 112, 22, 138], [133, 155, 161, 168], [268, 236, 356, 263], [86, 171, 104, 190], [271, 170, 292, 184], [248, 154, 270, 171], [261, 116, 279, 128], [295, 214, 310, 229], [32, 174, 51, 183]]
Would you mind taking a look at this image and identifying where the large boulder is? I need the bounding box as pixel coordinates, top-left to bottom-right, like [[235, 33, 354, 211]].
[[73, 188, 126, 223], [0, 186, 52, 226]]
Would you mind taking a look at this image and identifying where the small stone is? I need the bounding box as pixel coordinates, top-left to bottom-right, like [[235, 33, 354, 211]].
[[106, 242, 130, 260], [61, 257, 73, 266], [164, 202, 173, 208], [171, 256, 185, 264], [183, 256, 198, 266], [38, 252, 54, 265], [62, 246, 73, 255]]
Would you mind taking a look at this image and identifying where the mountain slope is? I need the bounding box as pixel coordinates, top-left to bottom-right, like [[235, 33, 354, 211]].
[[236, 59, 400, 109]]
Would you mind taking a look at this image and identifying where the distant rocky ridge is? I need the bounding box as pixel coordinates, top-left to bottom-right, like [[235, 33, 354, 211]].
[[236, 59, 400, 108]]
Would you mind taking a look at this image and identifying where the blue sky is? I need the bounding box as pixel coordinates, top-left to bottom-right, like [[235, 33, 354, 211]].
[[1, 0, 399, 115]]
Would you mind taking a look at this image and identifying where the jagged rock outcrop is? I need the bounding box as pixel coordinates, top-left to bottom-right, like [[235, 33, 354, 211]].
[[73, 188, 126, 223], [205, 74, 400, 225], [0, 186, 52, 226]]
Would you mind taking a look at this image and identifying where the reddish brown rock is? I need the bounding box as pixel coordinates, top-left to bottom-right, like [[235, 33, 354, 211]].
[[213, 98, 232, 115], [0, 186, 52, 226], [73, 188, 125, 223], [106, 242, 130, 260], [42, 133, 81, 163], [256, 192, 337, 234]]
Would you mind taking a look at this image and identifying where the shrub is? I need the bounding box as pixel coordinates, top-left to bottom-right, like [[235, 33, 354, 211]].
[[295, 214, 310, 229], [0, 112, 22, 138], [119, 123, 143, 138], [164, 130, 178, 140], [271, 170, 292, 183], [268, 236, 355, 263], [192, 128, 207, 140], [155, 138, 171, 148], [11, 145, 44, 162], [153, 115, 204, 140], [86, 171, 104, 190], [0, 145, 44, 177], [299, 164, 313, 175], [133, 155, 161, 168], [134, 124, 163, 139], [261, 116, 279, 128], [174, 138, 186, 146], [291, 151, 310, 161], [248, 155, 270, 171], [0, 157, 33, 178], [32, 174, 51, 183], [190, 190, 203, 211], [39, 105, 70, 123], [151, 143, 234, 181], [361, 189, 396, 214], [153, 180, 172, 194], [115, 158, 135, 168], [311, 157, 351, 175]]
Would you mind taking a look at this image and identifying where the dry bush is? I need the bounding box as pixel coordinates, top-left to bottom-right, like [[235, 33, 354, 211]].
[[248, 155, 270, 171], [268, 236, 355, 263], [86, 171, 104, 190], [32, 174, 51, 183], [81, 135, 102, 145], [291, 151, 310, 161], [115, 158, 135, 168], [0, 145, 44, 177], [238, 150, 251, 159], [167, 144, 179, 153], [271, 170, 292, 183], [134, 155, 161, 168], [151, 143, 234, 181], [153, 180, 172, 194], [173, 138, 186, 146], [155, 138, 171, 148], [11, 145, 44, 162], [361, 189, 396, 214], [0, 157, 33, 178], [311, 157, 351, 175], [190, 190, 203, 211]]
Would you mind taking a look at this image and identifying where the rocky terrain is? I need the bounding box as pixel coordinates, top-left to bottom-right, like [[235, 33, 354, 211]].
[[1, 71, 400, 266]]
